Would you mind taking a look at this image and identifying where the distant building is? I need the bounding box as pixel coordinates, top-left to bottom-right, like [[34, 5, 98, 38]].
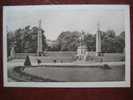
[[46, 39, 57, 48]]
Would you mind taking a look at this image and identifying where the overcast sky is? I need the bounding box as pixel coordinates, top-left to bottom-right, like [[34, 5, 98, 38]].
[[4, 5, 126, 40]]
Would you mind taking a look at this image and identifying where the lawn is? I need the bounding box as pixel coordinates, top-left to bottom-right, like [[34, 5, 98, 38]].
[[24, 64, 125, 82]]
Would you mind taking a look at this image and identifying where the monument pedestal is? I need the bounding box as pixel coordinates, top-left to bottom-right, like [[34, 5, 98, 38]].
[[77, 45, 88, 61], [10, 46, 15, 58], [37, 52, 44, 56], [96, 52, 103, 56]]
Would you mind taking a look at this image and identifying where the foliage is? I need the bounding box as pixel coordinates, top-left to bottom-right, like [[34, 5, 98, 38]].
[[84, 33, 96, 51], [7, 26, 125, 53], [7, 26, 47, 54], [57, 31, 80, 51], [7, 32, 15, 56], [56, 30, 125, 53], [101, 30, 125, 53]]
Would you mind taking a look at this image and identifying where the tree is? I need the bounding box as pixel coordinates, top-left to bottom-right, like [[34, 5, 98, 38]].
[[9, 26, 47, 53], [57, 31, 80, 51], [7, 32, 15, 56], [14, 28, 24, 53], [24, 55, 31, 66], [113, 31, 125, 53], [7, 27, 125, 53], [101, 30, 116, 53], [37, 59, 42, 65], [84, 33, 96, 51], [101, 30, 125, 53], [106, 30, 116, 38]]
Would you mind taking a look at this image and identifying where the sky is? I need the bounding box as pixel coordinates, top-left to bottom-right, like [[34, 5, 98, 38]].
[[4, 5, 126, 40]]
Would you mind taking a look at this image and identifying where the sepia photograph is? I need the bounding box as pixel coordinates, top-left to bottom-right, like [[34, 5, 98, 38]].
[[3, 5, 130, 87]]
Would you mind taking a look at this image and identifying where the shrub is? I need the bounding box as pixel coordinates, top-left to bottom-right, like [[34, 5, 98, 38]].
[[102, 64, 111, 70], [24, 55, 31, 66], [37, 59, 42, 65]]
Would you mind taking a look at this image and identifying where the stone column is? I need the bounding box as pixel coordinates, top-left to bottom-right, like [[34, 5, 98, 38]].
[[37, 20, 43, 56], [96, 23, 102, 56]]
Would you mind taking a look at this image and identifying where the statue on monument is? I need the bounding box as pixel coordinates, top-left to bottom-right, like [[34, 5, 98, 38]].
[[79, 31, 85, 46], [76, 31, 88, 61], [10, 43, 16, 59]]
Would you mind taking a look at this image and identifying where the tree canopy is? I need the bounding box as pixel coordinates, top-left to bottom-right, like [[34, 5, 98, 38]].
[[56, 31, 80, 51], [7, 26, 125, 55], [7, 26, 47, 56], [55, 30, 125, 53]]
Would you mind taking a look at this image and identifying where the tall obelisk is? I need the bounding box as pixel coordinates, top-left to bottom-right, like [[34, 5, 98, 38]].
[[37, 20, 43, 56], [96, 23, 102, 56]]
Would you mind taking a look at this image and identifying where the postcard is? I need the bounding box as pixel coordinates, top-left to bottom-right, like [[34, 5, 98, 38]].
[[3, 5, 130, 87]]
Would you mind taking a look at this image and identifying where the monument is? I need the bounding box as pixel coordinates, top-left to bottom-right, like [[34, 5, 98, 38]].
[[76, 31, 88, 61], [10, 46, 15, 58], [96, 23, 102, 56], [37, 20, 43, 56]]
